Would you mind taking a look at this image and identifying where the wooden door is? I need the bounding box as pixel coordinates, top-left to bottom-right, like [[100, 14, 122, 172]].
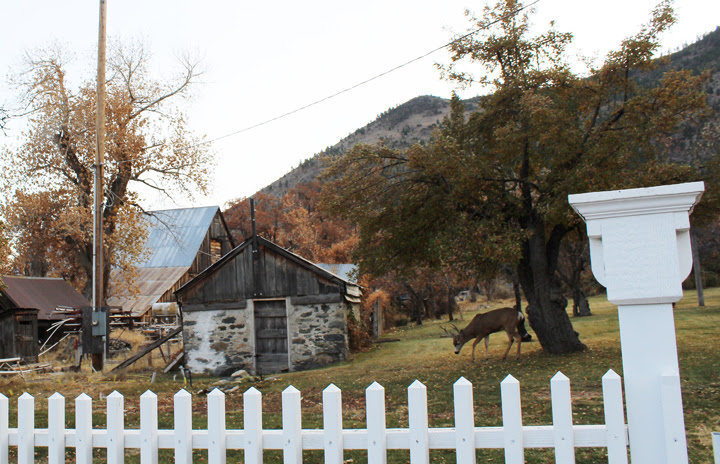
[[15, 315, 38, 362], [254, 300, 288, 374]]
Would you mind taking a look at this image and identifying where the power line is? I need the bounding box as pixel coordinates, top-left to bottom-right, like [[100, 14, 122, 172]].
[[106, 0, 541, 167]]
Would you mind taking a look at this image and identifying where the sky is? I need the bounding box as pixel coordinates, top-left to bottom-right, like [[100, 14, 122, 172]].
[[1, 0, 718, 211]]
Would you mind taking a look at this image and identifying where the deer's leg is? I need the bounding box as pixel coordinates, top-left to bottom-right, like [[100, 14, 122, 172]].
[[470, 337, 482, 362], [483, 336, 490, 360], [514, 333, 523, 360], [502, 332, 515, 360]]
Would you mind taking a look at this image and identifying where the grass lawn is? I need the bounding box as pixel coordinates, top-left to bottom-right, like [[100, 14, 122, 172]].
[[1, 289, 719, 463]]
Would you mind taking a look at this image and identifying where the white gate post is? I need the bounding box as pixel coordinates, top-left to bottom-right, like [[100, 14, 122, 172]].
[[569, 182, 704, 464]]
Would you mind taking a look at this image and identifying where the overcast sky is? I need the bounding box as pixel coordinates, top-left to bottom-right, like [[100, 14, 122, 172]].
[[1, 0, 718, 210]]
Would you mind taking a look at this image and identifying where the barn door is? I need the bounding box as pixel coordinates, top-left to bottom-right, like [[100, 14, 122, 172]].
[[254, 300, 288, 374]]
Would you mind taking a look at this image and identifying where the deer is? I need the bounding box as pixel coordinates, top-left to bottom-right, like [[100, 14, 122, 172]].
[[450, 307, 529, 361]]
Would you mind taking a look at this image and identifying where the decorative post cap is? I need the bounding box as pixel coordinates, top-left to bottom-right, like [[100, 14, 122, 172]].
[[568, 182, 704, 305]]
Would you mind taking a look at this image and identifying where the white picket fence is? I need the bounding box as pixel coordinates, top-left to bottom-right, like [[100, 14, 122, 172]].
[[0, 371, 628, 464]]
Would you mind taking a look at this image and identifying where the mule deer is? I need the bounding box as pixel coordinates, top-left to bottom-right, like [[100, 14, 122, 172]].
[[451, 307, 528, 361]]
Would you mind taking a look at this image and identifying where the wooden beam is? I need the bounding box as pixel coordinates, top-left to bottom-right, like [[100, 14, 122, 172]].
[[110, 326, 181, 372]]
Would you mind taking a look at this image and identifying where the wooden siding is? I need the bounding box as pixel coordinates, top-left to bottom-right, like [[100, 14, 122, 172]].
[[179, 243, 341, 306], [154, 212, 235, 308]]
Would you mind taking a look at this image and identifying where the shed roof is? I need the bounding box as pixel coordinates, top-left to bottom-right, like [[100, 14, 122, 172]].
[[315, 264, 358, 284], [0, 276, 90, 321], [141, 206, 220, 268], [106, 266, 189, 316]]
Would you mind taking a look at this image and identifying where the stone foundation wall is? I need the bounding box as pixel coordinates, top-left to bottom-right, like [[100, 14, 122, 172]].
[[288, 301, 349, 371], [182, 309, 254, 376]]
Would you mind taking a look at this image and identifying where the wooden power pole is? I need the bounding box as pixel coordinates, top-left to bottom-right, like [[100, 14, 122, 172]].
[[93, 0, 107, 371]]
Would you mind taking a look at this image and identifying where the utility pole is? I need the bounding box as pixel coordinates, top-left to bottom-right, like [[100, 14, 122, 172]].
[[93, 0, 107, 371]]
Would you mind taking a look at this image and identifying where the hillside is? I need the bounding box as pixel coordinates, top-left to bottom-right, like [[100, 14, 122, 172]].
[[260, 95, 480, 198], [258, 27, 720, 199]]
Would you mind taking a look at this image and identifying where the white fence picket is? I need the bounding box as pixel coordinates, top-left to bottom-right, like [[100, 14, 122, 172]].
[[47, 393, 65, 464], [17, 393, 33, 464], [0, 393, 7, 464], [408, 380, 429, 464], [140, 390, 159, 464], [323, 384, 343, 464], [713, 432, 719, 464], [107, 391, 125, 464], [207, 389, 226, 464], [366, 382, 387, 464], [282, 386, 302, 464], [501, 375, 524, 464], [453, 377, 475, 464], [551, 372, 575, 464], [174, 389, 192, 464], [1, 374, 637, 463], [75, 393, 93, 464], [602, 370, 629, 464], [244, 387, 263, 464]]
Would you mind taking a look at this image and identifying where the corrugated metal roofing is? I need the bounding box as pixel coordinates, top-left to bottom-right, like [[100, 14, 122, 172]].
[[0, 276, 91, 321], [106, 266, 190, 317], [141, 206, 219, 268], [315, 263, 358, 283]]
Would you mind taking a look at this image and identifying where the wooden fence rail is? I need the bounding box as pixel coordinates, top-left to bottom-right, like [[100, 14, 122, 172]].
[[0, 370, 628, 464]]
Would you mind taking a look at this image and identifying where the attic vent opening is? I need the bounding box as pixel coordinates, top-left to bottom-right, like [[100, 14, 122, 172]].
[[210, 239, 222, 264]]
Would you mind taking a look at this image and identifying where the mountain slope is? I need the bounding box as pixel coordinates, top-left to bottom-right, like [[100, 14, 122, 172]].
[[258, 27, 720, 199]]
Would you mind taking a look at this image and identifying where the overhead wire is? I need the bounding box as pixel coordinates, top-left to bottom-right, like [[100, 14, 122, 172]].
[[101, 0, 541, 168]]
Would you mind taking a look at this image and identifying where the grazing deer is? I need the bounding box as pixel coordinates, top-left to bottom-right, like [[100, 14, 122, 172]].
[[451, 307, 528, 361]]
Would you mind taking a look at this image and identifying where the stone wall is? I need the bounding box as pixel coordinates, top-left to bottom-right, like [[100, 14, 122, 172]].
[[182, 308, 254, 376], [182, 298, 350, 375], [288, 301, 349, 371]]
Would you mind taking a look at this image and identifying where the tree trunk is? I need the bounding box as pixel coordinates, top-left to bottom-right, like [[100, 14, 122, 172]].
[[518, 224, 586, 354], [572, 288, 592, 317], [511, 268, 523, 312]]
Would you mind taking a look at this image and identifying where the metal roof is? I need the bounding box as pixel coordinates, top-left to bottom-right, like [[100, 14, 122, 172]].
[[106, 266, 189, 317], [315, 263, 358, 284], [0, 276, 91, 321], [141, 206, 219, 268]]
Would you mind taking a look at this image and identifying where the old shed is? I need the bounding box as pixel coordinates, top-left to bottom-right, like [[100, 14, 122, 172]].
[[0, 276, 92, 360], [176, 235, 361, 375], [107, 206, 234, 322]]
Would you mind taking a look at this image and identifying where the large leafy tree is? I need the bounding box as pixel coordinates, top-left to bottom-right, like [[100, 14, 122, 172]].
[[322, 0, 710, 353], [1, 44, 213, 299]]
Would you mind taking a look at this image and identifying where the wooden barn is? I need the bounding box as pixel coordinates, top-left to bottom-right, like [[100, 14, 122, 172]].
[[106, 206, 235, 322], [175, 235, 361, 375], [0, 276, 92, 361]]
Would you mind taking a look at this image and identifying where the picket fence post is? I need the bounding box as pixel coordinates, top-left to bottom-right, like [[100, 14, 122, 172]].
[[207, 389, 226, 464], [569, 182, 704, 464], [282, 386, 302, 464], [551, 372, 574, 463], [453, 377, 475, 464], [602, 370, 629, 464], [17, 393, 33, 464], [174, 389, 192, 464], [0, 393, 6, 464], [408, 380, 429, 464], [75, 393, 92, 464], [244, 387, 263, 464], [713, 432, 720, 463], [366, 382, 387, 464], [141, 390, 159, 464], [47, 393, 65, 464], [106, 391, 124, 464], [501, 375, 523, 464]]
